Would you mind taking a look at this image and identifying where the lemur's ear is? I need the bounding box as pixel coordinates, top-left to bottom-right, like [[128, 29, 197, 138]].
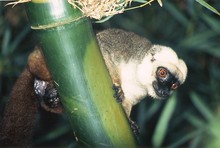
[[28, 46, 52, 80]]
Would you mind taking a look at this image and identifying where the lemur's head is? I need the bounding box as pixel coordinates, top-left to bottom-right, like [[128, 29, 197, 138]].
[[138, 45, 187, 99]]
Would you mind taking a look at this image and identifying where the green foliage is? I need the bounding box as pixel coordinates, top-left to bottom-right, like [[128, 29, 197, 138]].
[[196, 0, 220, 15], [0, 3, 31, 120], [1, 0, 220, 147], [152, 93, 177, 148], [190, 92, 214, 122]]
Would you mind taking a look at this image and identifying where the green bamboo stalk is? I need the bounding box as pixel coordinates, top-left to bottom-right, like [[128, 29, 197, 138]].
[[25, 0, 137, 147]]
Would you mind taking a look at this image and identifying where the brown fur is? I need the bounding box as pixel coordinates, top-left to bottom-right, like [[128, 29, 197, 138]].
[[0, 46, 52, 147], [0, 68, 38, 147]]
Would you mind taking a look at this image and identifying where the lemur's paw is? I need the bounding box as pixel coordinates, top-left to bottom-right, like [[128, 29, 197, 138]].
[[112, 84, 124, 103], [129, 118, 140, 139], [43, 83, 60, 108], [34, 78, 63, 113]]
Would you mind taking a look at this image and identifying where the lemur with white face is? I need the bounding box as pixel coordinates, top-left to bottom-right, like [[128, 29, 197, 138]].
[[35, 28, 187, 118]]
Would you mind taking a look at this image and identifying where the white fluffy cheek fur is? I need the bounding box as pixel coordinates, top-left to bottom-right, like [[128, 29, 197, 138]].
[[119, 62, 148, 105], [137, 67, 160, 99], [136, 56, 158, 97], [136, 55, 154, 86], [136, 56, 164, 100]]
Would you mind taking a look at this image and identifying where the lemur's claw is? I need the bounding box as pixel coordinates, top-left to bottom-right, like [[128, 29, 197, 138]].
[[112, 84, 124, 103], [129, 118, 140, 139], [43, 84, 60, 108]]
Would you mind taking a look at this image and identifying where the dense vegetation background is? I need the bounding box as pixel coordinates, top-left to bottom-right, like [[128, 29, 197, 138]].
[[0, 0, 220, 147]]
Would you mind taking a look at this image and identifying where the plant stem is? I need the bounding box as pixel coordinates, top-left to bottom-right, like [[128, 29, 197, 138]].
[[25, 0, 137, 147]]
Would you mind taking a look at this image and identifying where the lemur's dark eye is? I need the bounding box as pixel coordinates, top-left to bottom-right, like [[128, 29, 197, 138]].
[[171, 82, 180, 90], [157, 68, 168, 78]]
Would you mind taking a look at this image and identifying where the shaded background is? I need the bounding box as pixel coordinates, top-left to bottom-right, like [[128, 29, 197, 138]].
[[0, 0, 220, 147]]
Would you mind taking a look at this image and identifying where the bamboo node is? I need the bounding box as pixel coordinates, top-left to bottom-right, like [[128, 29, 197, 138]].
[[30, 15, 86, 30]]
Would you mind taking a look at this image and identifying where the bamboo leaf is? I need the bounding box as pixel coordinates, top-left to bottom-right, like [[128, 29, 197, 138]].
[[34, 126, 70, 144], [157, 0, 162, 7], [1, 27, 11, 56], [201, 13, 220, 33], [133, 0, 149, 3], [137, 101, 162, 129], [9, 26, 30, 55], [95, 16, 113, 23], [196, 0, 220, 16], [164, 1, 188, 26], [185, 113, 206, 128], [169, 130, 203, 148], [190, 92, 214, 122], [180, 31, 216, 48], [152, 93, 177, 148]]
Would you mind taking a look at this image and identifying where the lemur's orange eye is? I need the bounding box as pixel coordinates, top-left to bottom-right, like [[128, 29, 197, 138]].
[[171, 82, 179, 90], [158, 68, 167, 78]]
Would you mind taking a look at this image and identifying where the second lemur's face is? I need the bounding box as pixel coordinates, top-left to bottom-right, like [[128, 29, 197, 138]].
[[152, 67, 181, 99]]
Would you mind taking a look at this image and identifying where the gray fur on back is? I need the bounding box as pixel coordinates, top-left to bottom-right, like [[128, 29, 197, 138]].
[[96, 29, 152, 64]]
